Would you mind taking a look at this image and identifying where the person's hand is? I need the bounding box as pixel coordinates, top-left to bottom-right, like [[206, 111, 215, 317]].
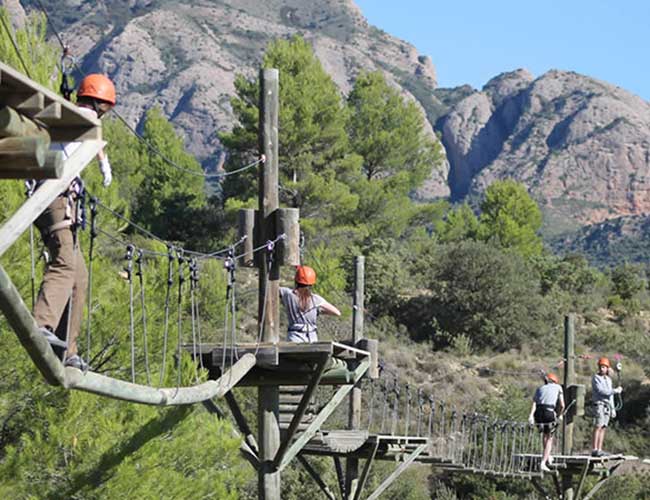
[[100, 157, 112, 187], [614, 386, 623, 394], [557, 414, 564, 422], [528, 415, 534, 425]]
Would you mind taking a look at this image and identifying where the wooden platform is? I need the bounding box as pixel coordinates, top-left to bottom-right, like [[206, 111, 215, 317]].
[[514, 453, 637, 475], [185, 341, 375, 386], [0, 61, 101, 141]]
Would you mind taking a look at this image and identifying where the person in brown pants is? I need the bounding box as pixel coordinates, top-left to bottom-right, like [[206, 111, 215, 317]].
[[34, 74, 116, 371]]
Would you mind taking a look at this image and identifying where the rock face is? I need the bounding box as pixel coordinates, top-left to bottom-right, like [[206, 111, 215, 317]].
[[437, 69, 650, 229], [20, 0, 448, 194]]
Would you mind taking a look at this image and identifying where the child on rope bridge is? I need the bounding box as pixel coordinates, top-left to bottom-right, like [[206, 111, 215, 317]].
[[529, 372, 565, 472], [33, 74, 116, 372]]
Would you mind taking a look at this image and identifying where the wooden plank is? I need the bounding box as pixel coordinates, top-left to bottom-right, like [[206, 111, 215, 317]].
[[65, 353, 256, 405], [277, 360, 369, 472], [15, 91, 44, 114], [0, 61, 99, 127], [298, 456, 336, 500], [365, 443, 428, 500], [0, 139, 104, 257], [49, 126, 101, 142], [35, 102, 62, 122]]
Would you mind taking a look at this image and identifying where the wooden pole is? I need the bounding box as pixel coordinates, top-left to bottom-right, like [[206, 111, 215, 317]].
[[346, 256, 365, 499], [0, 105, 46, 137], [562, 313, 576, 500], [257, 67, 281, 500], [0, 135, 49, 169]]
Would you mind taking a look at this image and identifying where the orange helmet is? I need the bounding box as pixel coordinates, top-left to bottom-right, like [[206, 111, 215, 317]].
[[295, 265, 316, 286], [598, 357, 611, 368], [77, 74, 116, 105], [545, 373, 559, 384]]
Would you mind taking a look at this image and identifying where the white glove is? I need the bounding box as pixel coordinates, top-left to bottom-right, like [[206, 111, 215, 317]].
[[614, 386, 623, 394], [528, 415, 534, 425], [100, 156, 112, 187]]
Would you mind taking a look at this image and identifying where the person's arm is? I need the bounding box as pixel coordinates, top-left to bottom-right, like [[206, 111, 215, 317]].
[[97, 148, 111, 187], [558, 392, 565, 415], [319, 299, 341, 317], [528, 401, 536, 425]]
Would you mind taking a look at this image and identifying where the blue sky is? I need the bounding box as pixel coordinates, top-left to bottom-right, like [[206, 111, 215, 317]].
[[355, 1, 649, 101]]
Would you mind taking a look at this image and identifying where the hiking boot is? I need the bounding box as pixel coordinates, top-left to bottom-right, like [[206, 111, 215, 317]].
[[540, 462, 551, 472], [64, 355, 88, 372], [591, 450, 604, 457], [39, 327, 67, 348]]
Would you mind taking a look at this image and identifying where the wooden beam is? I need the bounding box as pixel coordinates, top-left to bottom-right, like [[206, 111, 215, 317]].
[[353, 440, 380, 500], [334, 455, 347, 498], [49, 126, 101, 142], [0, 139, 105, 257], [277, 360, 370, 472], [297, 456, 336, 500], [274, 354, 329, 468], [0, 61, 99, 127], [225, 391, 260, 454], [35, 102, 62, 122], [0, 105, 46, 137], [0, 264, 66, 385], [0, 135, 49, 169], [203, 398, 261, 470], [573, 461, 591, 500], [14, 91, 44, 114], [0, 151, 64, 179], [365, 443, 428, 500], [582, 463, 622, 500], [65, 353, 256, 405]]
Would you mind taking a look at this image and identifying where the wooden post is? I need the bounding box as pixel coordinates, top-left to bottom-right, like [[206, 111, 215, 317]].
[[257, 67, 281, 500], [346, 256, 365, 499], [562, 313, 576, 500]]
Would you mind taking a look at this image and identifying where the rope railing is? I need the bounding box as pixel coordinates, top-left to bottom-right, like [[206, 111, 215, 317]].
[[308, 370, 542, 477]]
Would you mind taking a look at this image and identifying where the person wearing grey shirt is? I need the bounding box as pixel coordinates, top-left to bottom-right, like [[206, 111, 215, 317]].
[[529, 372, 565, 471], [591, 357, 622, 457], [280, 265, 340, 343]]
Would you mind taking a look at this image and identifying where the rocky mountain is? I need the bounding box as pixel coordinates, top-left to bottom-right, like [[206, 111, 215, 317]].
[[16, 0, 449, 196], [436, 69, 650, 234], [10, 1, 650, 247]]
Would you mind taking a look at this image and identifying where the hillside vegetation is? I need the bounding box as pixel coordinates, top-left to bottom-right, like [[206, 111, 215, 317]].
[[0, 9, 649, 499]]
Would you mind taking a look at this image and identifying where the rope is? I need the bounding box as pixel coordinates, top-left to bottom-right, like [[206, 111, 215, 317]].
[[124, 244, 136, 383], [175, 252, 186, 392], [159, 246, 175, 386], [136, 249, 151, 385], [188, 258, 199, 381]]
